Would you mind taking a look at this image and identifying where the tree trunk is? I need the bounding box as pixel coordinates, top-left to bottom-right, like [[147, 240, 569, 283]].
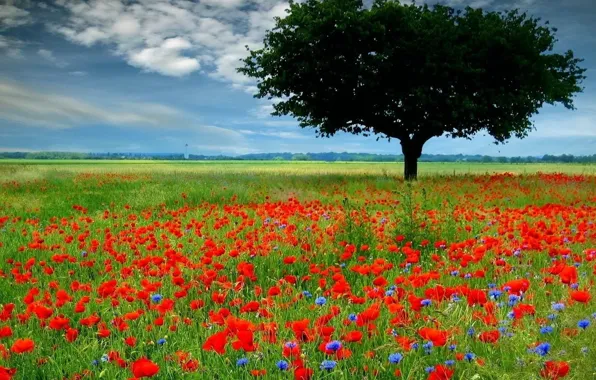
[[401, 139, 424, 181]]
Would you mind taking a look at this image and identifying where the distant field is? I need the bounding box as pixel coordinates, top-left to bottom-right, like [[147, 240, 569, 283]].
[[1, 160, 595, 183]]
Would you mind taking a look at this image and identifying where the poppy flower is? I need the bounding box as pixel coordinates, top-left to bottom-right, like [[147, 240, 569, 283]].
[[131, 358, 160, 378], [10, 338, 34, 354], [540, 361, 570, 379]]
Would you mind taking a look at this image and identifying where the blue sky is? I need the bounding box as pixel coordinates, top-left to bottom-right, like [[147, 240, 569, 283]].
[[0, 0, 595, 156]]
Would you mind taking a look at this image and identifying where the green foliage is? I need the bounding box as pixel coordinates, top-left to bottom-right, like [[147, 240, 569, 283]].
[[238, 0, 586, 178]]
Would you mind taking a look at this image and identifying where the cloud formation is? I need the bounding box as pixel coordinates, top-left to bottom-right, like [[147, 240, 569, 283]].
[[38, 48, 69, 68], [0, 4, 32, 30], [48, 0, 289, 83]]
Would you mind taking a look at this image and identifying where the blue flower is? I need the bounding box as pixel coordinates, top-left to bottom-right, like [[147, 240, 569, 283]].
[[450, 270, 459, 276], [467, 327, 475, 337], [157, 338, 166, 346], [488, 283, 496, 289], [489, 290, 502, 299], [410, 342, 419, 350], [552, 303, 565, 311], [302, 291, 312, 298], [445, 360, 455, 366], [284, 341, 297, 349], [421, 299, 432, 307], [325, 340, 342, 352], [465, 352, 476, 362], [315, 296, 326, 306], [91, 360, 99, 366], [100, 354, 109, 362], [570, 283, 579, 290], [578, 319, 590, 329], [236, 357, 249, 367], [385, 290, 395, 296], [151, 294, 163, 303], [423, 341, 433, 354], [276, 360, 289, 371], [348, 314, 358, 322], [448, 344, 457, 351], [540, 326, 553, 334], [547, 314, 557, 320], [320, 360, 336, 371], [388, 353, 403, 364], [81, 251, 88, 257], [425, 366, 436, 373], [508, 295, 520, 307], [534, 342, 551, 357]]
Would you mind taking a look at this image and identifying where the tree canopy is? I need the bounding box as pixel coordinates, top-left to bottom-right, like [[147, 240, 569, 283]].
[[238, 0, 586, 179]]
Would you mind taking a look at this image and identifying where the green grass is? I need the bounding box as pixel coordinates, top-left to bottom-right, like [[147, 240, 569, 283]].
[[0, 162, 594, 379]]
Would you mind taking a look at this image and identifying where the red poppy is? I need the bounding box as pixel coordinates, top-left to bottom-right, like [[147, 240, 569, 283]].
[[10, 338, 34, 354], [131, 358, 160, 378]]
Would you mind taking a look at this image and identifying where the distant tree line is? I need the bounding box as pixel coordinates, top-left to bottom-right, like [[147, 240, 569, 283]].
[[1, 151, 596, 163]]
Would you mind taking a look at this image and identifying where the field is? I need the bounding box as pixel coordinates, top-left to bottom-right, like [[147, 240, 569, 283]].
[[0, 161, 595, 379]]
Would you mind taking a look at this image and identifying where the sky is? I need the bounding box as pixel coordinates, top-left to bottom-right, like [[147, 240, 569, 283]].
[[0, 0, 595, 157]]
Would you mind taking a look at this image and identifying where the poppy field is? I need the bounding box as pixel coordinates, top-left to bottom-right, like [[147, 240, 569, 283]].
[[0, 162, 595, 379]]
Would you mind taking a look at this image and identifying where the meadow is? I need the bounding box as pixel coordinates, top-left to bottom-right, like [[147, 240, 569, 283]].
[[0, 161, 594, 379]]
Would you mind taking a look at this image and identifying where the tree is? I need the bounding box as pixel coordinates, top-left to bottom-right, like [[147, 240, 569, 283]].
[[238, 0, 586, 180]]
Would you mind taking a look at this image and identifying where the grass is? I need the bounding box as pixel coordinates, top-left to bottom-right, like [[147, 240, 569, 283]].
[[0, 161, 594, 379]]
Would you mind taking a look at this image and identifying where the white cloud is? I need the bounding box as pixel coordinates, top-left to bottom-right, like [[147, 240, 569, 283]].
[[129, 37, 200, 77], [38, 49, 69, 68], [0, 35, 24, 58], [68, 71, 87, 76], [49, 0, 290, 83], [0, 4, 32, 30], [238, 129, 308, 139]]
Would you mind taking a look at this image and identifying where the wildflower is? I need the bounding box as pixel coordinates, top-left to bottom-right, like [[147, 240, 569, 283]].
[[157, 338, 166, 346], [131, 358, 159, 378], [467, 327, 475, 337], [534, 342, 551, 357], [315, 297, 326, 306], [348, 314, 358, 322], [302, 291, 312, 298], [448, 344, 457, 351], [320, 360, 336, 371], [423, 341, 433, 354], [421, 299, 432, 307], [325, 341, 342, 352], [388, 353, 403, 364], [578, 319, 590, 329], [100, 354, 109, 362], [10, 338, 34, 354], [151, 294, 163, 303], [445, 360, 455, 366], [425, 366, 435, 373], [552, 303, 565, 311], [237, 358, 249, 367], [276, 360, 289, 371], [540, 326, 554, 334]]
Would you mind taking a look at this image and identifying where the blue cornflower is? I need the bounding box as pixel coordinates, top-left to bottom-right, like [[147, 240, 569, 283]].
[[325, 341, 342, 352], [571, 283, 579, 290], [450, 270, 459, 276], [578, 319, 590, 329], [508, 295, 520, 307], [91, 360, 99, 366], [348, 314, 358, 322], [467, 327, 475, 337], [151, 294, 163, 303], [81, 251, 88, 257], [547, 314, 557, 320], [284, 341, 297, 349], [540, 326, 553, 334], [157, 338, 166, 346], [448, 344, 457, 351], [445, 360, 455, 366], [552, 303, 565, 311], [302, 291, 312, 298], [488, 283, 497, 289], [464, 273, 472, 279], [386, 290, 395, 296], [100, 354, 109, 362], [489, 290, 502, 299], [276, 360, 289, 371], [423, 341, 433, 354], [451, 295, 461, 302], [534, 342, 551, 357], [464, 352, 476, 362], [320, 360, 336, 371], [410, 342, 419, 350], [237, 357, 249, 367], [425, 366, 436, 373], [421, 299, 432, 307], [388, 353, 403, 364], [315, 296, 326, 306]]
